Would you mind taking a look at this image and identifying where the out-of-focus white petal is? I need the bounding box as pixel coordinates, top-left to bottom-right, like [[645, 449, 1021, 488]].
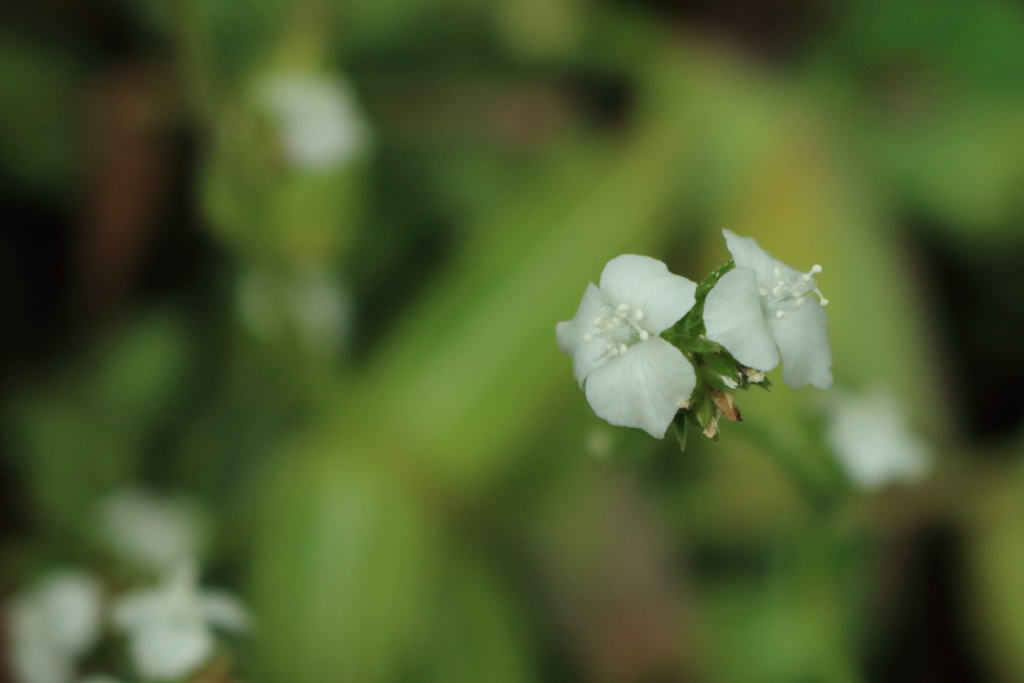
[[261, 72, 370, 171], [127, 623, 213, 681], [100, 489, 203, 573], [7, 571, 102, 683], [768, 302, 833, 389], [827, 391, 931, 490], [198, 591, 251, 633], [35, 573, 101, 656], [8, 599, 73, 683], [289, 266, 354, 354], [113, 561, 249, 682], [598, 255, 696, 334], [703, 267, 780, 371], [584, 337, 695, 439]]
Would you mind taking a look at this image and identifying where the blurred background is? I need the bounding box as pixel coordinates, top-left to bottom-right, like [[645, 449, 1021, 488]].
[[2, 0, 1024, 681]]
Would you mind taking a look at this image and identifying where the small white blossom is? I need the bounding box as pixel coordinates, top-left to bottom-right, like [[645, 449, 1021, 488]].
[[556, 255, 698, 438], [100, 488, 204, 574], [113, 561, 249, 681], [827, 390, 931, 490], [236, 266, 353, 354], [6, 571, 102, 683], [261, 71, 370, 171], [703, 230, 833, 389]]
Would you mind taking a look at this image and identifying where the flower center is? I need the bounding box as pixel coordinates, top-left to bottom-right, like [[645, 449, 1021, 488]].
[[583, 302, 650, 358], [758, 265, 829, 320]]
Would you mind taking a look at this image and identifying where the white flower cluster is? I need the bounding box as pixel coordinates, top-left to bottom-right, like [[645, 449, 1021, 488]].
[[557, 230, 833, 439], [4, 489, 249, 683]]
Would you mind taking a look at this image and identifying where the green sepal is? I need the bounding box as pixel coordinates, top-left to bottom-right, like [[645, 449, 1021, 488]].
[[687, 392, 719, 441], [672, 414, 688, 451], [661, 259, 734, 351], [700, 352, 743, 391]]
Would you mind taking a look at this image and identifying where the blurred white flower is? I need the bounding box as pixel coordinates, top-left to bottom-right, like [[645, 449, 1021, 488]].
[[113, 561, 249, 681], [100, 488, 203, 574], [236, 266, 353, 354], [7, 571, 102, 683], [556, 255, 698, 439], [827, 390, 932, 490], [261, 71, 370, 171], [288, 266, 354, 354], [703, 229, 833, 390]]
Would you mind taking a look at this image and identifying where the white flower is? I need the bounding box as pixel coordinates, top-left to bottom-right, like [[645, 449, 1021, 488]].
[[113, 562, 250, 681], [100, 489, 204, 574], [703, 229, 833, 389], [827, 390, 931, 490], [236, 266, 353, 354], [556, 255, 698, 438], [261, 71, 370, 171], [7, 571, 102, 683]]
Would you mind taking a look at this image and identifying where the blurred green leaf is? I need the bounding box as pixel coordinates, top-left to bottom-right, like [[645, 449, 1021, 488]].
[[252, 451, 436, 683], [94, 315, 191, 427], [420, 555, 538, 683], [0, 36, 83, 193]]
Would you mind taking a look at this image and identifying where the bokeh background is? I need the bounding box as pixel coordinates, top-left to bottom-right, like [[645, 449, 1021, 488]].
[[3, 0, 1024, 681]]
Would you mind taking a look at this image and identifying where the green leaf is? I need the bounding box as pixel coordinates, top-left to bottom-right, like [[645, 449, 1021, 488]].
[[252, 451, 436, 683]]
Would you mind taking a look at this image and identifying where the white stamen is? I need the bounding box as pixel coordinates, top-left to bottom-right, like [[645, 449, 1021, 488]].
[[634, 309, 644, 320], [774, 267, 782, 277], [639, 330, 649, 341], [796, 297, 805, 306], [775, 310, 785, 319], [618, 343, 628, 355], [616, 303, 629, 311], [744, 368, 765, 383], [583, 333, 593, 342]]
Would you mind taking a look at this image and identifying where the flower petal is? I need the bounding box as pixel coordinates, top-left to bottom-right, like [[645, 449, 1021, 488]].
[[199, 590, 251, 633], [584, 337, 695, 438], [556, 282, 609, 385], [128, 622, 213, 680], [827, 391, 931, 490], [571, 337, 613, 388], [556, 282, 604, 356], [768, 301, 833, 389], [722, 230, 800, 288], [703, 267, 780, 371], [598, 255, 696, 334]]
